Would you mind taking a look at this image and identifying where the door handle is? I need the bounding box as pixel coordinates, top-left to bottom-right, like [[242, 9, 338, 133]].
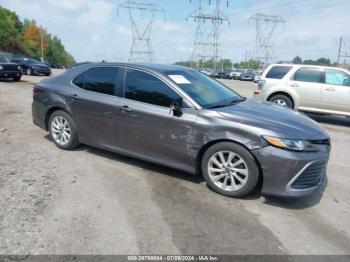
[[325, 87, 336, 91], [290, 83, 299, 87], [120, 105, 133, 113], [69, 94, 79, 101]]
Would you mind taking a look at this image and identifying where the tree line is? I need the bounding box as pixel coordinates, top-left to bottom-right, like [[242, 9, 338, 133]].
[[0, 6, 75, 67], [174, 56, 337, 71]]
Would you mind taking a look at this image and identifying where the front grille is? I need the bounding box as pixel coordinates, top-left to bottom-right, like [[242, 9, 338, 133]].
[[309, 138, 330, 145], [291, 161, 326, 189], [3, 64, 20, 71]]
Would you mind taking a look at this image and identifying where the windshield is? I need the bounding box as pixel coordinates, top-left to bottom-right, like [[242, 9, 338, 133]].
[[0, 56, 9, 63], [26, 58, 40, 64], [167, 70, 243, 109]]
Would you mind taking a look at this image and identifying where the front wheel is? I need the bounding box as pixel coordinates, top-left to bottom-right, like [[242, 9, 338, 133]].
[[49, 110, 79, 150], [268, 94, 293, 108], [13, 76, 21, 81], [201, 142, 259, 198]]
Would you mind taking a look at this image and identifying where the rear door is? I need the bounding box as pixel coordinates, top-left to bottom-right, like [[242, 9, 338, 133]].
[[71, 66, 123, 148], [288, 67, 324, 108], [321, 69, 350, 113]]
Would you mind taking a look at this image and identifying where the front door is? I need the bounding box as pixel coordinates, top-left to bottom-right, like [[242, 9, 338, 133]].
[[116, 68, 198, 167], [70, 66, 122, 148]]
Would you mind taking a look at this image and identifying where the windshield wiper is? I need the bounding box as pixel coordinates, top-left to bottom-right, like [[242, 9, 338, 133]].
[[207, 97, 246, 109]]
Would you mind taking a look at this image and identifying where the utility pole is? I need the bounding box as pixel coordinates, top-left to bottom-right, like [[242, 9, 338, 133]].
[[249, 13, 284, 67], [40, 26, 44, 63], [187, 0, 230, 70], [118, 1, 165, 63], [337, 37, 343, 64]]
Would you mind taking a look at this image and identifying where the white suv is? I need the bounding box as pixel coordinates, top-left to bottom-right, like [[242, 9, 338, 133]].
[[254, 64, 350, 117]]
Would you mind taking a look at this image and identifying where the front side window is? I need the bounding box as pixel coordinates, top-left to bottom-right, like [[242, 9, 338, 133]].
[[265, 66, 292, 79], [166, 69, 242, 109], [75, 67, 119, 95], [293, 68, 324, 83], [125, 69, 182, 107], [325, 70, 349, 86]]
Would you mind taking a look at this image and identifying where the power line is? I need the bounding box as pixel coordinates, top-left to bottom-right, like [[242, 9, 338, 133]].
[[187, 0, 230, 69], [249, 13, 285, 66], [118, 0, 166, 63]]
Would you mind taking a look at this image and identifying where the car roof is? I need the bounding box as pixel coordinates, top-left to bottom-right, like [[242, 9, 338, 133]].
[[269, 63, 350, 72], [76, 62, 192, 74]]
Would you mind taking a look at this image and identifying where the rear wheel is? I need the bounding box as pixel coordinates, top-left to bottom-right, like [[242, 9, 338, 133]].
[[49, 110, 79, 150], [268, 94, 293, 108], [201, 142, 259, 198]]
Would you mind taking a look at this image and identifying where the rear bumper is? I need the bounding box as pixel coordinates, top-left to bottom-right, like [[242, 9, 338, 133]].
[[252, 145, 330, 197], [32, 101, 48, 130]]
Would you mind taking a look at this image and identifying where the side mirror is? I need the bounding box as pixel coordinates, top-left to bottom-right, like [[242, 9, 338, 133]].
[[170, 98, 183, 117]]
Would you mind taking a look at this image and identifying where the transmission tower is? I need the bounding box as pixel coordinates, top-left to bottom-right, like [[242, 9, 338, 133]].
[[187, 0, 230, 70], [249, 13, 285, 66], [118, 1, 165, 63]]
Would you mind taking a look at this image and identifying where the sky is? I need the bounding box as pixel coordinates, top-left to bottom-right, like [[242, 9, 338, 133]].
[[1, 0, 350, 64]]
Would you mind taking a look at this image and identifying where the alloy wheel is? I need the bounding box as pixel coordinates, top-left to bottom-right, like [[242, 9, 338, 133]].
[[50, 116, 71, 146], [274, 99, 287, 107], [207, 151, 249, 192]]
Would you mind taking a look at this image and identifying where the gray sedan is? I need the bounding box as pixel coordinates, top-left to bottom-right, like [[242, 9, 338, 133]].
[[32, 63, 331, 198]]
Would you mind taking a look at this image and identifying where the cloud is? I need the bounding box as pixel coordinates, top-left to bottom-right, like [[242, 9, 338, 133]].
[[0, 0, 349, 63]]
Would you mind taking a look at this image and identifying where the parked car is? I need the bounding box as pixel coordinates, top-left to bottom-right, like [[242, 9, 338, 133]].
[[240, 71, 255, 81], [216, 69, 231, 79], [50, 63, 65, 69], [254, 72, 261, 83], [254, 64, 350, 117], [32, 63, 330, 198], [229, 69, 242, 80], [11, 57, 51, 76], [0, 56, 22, 81]]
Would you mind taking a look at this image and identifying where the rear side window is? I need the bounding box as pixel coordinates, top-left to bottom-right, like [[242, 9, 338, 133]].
[[293, 68, 324, 83], [125, 69, 181, 107], [73, 67, 119, 95], [325, 70, 349, 86], [265, 66, 292, 79]]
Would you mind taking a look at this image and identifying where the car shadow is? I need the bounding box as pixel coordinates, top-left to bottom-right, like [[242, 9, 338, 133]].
[[306, 113, 350, 127], [262, 176, 328, 209], [44, 136, 327, 208], [44, 135, 203, 185]]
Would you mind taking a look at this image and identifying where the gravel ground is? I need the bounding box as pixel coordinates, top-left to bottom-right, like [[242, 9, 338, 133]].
[[0, 71, 349, 255]]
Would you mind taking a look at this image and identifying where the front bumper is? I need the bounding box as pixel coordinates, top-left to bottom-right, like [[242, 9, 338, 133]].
[[252, 144, 330, 197], [32, 68, 51, 75], [0, 71, 22, 78]]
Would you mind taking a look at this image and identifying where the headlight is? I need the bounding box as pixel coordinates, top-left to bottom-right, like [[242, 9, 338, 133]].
[[263, 136, 318, 152], [0, 65, 3, 70]]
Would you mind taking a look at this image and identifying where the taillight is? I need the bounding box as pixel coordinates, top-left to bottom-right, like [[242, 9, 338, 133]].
[[33, 85, 44, 94], [257, 80, 265, 90]]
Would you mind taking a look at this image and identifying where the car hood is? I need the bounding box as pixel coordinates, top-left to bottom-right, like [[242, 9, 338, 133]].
[[216, 99, 329, 140]]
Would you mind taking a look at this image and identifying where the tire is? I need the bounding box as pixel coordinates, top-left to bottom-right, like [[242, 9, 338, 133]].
[[26, 68, 33, 76], [268, 94, 293, 108], [49, 110, 79, 150], [13, 76, 21, 82], [201, 142, 259, 198], [45, 73, 51, 76]]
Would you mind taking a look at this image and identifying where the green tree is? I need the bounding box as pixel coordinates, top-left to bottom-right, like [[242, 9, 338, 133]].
[[0, 6, 23, 53], [293, 56, 303, 64]]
